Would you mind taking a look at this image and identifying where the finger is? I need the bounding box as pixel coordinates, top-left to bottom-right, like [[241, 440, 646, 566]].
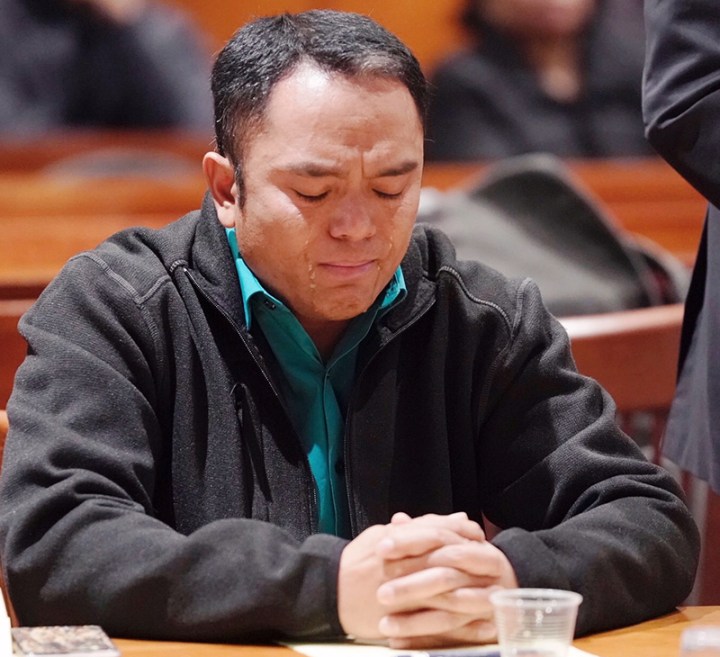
[[381, 537, 509, 585], [380, 608, 473, 638], [379, 584, 500, 621], [386, 618, 497, 649], [424, 541, 504, 578], [382, 551, 432, 579], [376, 525, 473, 560], [395, 512, 486, 542], [377, 566, 483, 608], [380, 608, 498, 641], [411, 511, 469, 523], [390, 512, 413, 524], [382, 550, 499, 584], [416, 585, 498, 617], [377, 516, 485, 561], [427, 541, 519, 590]]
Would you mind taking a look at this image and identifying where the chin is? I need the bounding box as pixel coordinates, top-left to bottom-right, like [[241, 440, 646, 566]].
[[319, 297, 376, 322]]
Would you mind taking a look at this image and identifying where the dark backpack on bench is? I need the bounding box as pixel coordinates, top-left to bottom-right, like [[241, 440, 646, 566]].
[[417, 153, 688, 316]]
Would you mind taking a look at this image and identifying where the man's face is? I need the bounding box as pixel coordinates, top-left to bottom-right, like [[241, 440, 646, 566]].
[[225, 64, 424, 336]]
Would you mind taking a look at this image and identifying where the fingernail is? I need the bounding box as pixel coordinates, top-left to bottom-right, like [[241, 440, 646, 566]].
[[379, 615, 396, 635], [377, 583, 394, 603]]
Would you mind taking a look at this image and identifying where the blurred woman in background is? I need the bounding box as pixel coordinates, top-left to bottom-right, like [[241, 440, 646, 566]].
[[425, 0, 651, 160]]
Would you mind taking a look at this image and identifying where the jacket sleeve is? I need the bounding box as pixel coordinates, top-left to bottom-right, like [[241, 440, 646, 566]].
[[481, 280, 699, 636], [643, 0, 720, 206], [0, 255, 345, 642]]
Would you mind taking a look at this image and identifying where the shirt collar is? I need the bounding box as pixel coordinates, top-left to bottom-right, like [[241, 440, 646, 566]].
[[225, 227, 406, 330]]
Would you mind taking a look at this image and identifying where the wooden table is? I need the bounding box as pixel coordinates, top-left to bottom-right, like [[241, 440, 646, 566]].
[[574, 606, 720, 657], [111, 607, 720, 656]]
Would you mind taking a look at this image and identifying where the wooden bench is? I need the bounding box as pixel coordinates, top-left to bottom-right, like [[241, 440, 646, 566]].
[[0, 171, 206, 298], [0, 173, 206, 217], [0, 212, 179, 299], [0, 409, 7, 469], [560, 303, 684, 418], [0, 132, 704, 268], [0, 299, 34, 408], [0, 129, 211, 174], [0, 156, 706, 302]]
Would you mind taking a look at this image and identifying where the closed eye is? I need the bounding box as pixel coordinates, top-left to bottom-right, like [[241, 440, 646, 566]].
[[295, 190, 330, 202], [374, 189, 403, 199]]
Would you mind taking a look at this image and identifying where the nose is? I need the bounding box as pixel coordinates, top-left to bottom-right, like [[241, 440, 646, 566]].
[[328, 196, 377, 241]]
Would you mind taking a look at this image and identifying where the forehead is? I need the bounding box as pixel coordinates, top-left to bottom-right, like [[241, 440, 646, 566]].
[[241, 63, 423, 162]]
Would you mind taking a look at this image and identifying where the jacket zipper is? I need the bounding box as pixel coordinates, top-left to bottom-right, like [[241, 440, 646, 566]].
[[181, 266, 319, 533], [343, 291, 436, 537]]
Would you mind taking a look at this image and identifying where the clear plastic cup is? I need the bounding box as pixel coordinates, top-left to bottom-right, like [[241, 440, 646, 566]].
[[490, 588, 583, 657], [680, 626, 720, 657]]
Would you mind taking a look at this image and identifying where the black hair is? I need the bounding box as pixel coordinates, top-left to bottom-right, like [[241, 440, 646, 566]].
[[211, 10, 428, 201]]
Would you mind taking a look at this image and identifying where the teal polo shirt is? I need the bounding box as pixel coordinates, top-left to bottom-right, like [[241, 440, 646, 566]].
[[226, 228, 406, 538]]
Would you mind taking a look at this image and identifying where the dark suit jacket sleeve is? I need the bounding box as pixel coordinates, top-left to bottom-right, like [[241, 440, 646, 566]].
[[643, 0, 720, 493], [643, 0, 720, 207]]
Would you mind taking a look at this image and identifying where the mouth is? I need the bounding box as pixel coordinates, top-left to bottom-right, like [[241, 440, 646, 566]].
[[318, 260, 378, 279]]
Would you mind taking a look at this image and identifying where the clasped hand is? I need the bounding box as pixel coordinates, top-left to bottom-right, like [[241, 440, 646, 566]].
[[338, 511, 518, 649]]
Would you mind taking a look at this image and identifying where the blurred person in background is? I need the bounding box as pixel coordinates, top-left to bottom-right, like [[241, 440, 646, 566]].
[[425, 0, 652, 160], [0, 0, 213, 135]]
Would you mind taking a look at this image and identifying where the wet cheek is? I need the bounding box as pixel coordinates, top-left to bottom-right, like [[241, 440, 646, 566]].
[[263, 208, 313, 253], [383, 210, 416, 252]]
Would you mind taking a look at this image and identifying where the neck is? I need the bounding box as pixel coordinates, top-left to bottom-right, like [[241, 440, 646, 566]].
[[523, 35, 583, 103], [302, 319, 351, 362]]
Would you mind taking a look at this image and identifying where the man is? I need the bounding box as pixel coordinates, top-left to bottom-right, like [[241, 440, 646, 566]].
[[0, 10, 698, 649], [643, 0, 720, 494]]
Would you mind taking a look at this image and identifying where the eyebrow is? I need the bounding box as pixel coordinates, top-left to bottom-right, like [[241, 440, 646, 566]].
[[376, 160, 421, 177], [284, 159, 420, 178]]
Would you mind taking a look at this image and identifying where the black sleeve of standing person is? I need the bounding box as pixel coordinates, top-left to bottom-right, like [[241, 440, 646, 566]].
[[643, 0, 720, 492], [643, 0, 720, 207]]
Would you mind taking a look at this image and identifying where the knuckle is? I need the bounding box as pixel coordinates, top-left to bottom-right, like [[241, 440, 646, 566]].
[[473, 619, 498, 642], [439, 567, 459, 588]]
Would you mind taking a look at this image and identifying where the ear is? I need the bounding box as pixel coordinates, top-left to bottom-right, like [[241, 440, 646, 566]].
[[203, 152, 238, 229]]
